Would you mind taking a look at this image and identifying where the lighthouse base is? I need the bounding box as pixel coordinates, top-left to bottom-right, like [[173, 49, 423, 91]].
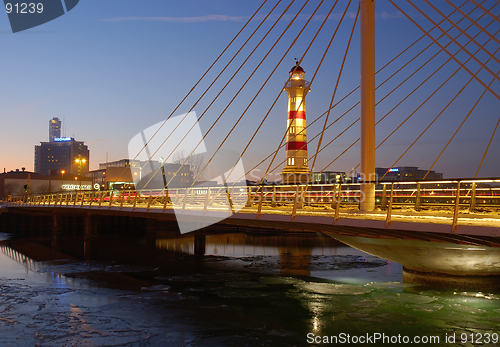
[[281, 168, 310, 185]]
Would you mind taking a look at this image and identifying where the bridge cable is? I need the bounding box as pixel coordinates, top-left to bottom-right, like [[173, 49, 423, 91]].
[[136, 0, 291, 187], [138, 0, 300, 189], [311, 16, 489, 178], [192, 0, 343, 187], [423, 0, 500, 63], [469, 0, 500, 25], [444, 0, 500, 47], [197, 0, 349, 190], [343, 13, 500, 179], [424, 63, 500, 180], [193, 0, 475, 187], [409, 0, 500, 85], [390, 0, 500, 101], [227, 0, 486, 186], [475, 118, 500, 178], [257, 6, 354, 188], [259, 1, 357, 187], [107, 0, 271, 188], [378, 43, 499, 181], [160, 0, 323, 190], [237, 0, 484, 185], [378, 18, 500, 180], [228, 0, 359, 188], [306, 3, 359, 182]]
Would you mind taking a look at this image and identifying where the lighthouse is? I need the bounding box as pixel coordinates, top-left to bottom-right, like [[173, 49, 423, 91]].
[[281, 62, 311, 184]]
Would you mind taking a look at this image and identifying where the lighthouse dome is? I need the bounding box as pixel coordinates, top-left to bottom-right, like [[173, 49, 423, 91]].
[[289, 64, 305, 73]]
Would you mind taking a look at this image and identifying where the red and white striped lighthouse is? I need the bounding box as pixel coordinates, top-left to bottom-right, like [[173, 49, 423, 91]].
[[281, 62, 311, 184]]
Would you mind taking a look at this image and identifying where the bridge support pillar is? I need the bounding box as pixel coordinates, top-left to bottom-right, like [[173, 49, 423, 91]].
[[360, 0, 376, 211], [52, 213, 63, 252], [84, 214, 98, 261], [145, 218, 157, 249], [194, 234, 206, 256]]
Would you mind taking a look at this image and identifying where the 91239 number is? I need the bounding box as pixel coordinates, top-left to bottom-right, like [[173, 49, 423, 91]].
[[5, 3, 43, 14]]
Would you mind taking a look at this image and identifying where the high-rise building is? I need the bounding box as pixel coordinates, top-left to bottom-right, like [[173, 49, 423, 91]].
[[34, 137, 90, 176], [35, 119, 89, 176], [281, 62, 311, 184], [49, 117, 61, 142]]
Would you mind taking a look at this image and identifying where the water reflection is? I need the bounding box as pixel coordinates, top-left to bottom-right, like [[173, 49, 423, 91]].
[[156, 232, 401, 282], [1, 228, 500, 346], [1, 245, 40, 273], [156, 232, 340, 257]]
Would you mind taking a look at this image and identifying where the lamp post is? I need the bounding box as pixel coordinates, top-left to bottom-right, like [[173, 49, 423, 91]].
[[61, 170, 65, 192], [75, 155, 87, 191]]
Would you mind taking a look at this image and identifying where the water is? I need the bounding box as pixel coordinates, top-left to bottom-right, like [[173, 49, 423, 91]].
[[0, 231, 499, 346]]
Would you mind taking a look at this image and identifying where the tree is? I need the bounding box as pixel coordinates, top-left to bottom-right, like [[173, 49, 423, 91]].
[[172, 150, 206, 181]]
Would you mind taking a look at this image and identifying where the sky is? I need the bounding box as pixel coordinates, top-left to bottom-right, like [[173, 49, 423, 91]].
[[1, 0, 500, 181]]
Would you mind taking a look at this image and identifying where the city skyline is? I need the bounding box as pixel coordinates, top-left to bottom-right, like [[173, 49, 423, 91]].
[[1, 1, 499, 180]]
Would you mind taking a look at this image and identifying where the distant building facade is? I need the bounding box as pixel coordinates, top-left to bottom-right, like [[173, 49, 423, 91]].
[[35, 118, 90, 176], [34, 137, 89, 176], [0, 168, 92, 200], [88, 159, 193, 190], [49, 117, 61, 142], [311, 171, 347, 184], [89, 159, 140, 190], [375, 166, 443, 181]]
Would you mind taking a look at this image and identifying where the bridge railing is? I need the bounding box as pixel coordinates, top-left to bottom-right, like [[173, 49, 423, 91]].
[[5, 178, 500, 230]]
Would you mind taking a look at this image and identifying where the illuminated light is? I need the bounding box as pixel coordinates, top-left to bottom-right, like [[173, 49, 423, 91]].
[[54, 137, 72, 142], [61, 170, 65, 174], [388, 168, 399, 172], [421, 180, 457, 184], [62, 184, 92, 190], [462, 179, 494, 183]]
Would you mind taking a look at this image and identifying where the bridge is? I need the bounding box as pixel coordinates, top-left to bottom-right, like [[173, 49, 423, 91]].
[[3, 0, 500, 287], [4, 177, 500, 287]]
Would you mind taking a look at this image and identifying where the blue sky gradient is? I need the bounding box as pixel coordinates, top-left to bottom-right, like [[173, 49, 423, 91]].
[[1, 0, 499, 180]]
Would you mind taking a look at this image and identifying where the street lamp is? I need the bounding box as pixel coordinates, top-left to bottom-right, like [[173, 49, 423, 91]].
[[75, 155, 87, 191], [61, 170, 65, 192]]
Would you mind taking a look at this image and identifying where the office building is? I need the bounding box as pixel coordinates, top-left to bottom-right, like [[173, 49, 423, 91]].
[[35, 118, 90, 176], [311, 171, 347, 184], [89, 159, 194, 190], [34, 138, 89, 176], [49, 117, 61, 142]]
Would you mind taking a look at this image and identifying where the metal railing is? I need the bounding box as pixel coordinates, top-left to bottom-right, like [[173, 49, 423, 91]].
[[5, 178, 500, 231]]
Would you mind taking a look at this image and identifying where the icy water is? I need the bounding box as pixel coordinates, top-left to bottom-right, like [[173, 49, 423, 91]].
[[0, 231, 499, 347]]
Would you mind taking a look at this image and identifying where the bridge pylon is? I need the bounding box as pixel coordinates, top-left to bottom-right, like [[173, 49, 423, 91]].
[[360, 0, 376, 211]]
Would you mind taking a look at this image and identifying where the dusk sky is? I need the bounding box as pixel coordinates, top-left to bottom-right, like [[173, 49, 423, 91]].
[[1, 0, 499, 180]]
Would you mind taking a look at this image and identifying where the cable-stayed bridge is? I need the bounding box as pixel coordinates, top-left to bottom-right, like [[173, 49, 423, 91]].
[[3, 0, 500, 285]]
